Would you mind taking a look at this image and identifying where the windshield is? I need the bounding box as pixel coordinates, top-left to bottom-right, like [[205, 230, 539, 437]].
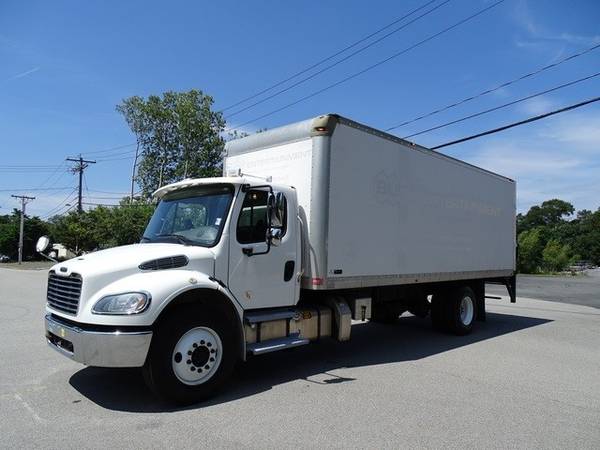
[[142, 184, 234, 247]]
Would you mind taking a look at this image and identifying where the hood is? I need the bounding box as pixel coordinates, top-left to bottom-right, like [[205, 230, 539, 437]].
[[51, 243, 215, 279], [47, 243, 218, 323]]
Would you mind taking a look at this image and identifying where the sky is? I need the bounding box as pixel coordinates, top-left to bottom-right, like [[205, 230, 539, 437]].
[[0, 0, 599, 217]]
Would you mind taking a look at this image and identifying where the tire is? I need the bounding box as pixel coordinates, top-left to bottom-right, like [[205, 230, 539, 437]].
[[143, 304, 238, 405], [446, 286, 477, 335]]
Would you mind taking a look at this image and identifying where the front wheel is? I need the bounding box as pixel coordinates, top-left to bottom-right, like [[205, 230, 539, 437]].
[[143, 305, 238, 405]]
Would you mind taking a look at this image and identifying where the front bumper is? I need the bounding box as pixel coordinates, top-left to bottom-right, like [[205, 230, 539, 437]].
[[45, 314, 153, 367]]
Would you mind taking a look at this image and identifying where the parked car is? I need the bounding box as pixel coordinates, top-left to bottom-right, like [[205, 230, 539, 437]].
[[0, 254, 10, 263]]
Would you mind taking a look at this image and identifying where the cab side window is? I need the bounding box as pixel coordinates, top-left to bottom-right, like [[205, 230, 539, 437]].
[[236, 190, 288, 244], [237, 190, 269, 244]]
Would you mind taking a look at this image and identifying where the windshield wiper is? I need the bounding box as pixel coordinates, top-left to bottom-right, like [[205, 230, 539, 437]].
[[154, 233, 195, 246]]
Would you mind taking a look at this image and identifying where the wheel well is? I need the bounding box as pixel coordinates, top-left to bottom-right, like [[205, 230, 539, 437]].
[[154, 288, 244, 358]]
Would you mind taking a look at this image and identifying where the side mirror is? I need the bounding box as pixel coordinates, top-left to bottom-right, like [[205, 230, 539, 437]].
[[36, 236, 51, 253], [36, 236, 57, 262], [268, 228, 283, 247], [267, 192, 285, 228]]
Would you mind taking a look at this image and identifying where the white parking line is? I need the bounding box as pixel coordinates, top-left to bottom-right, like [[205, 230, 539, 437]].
[[13, 393, 47, 425]]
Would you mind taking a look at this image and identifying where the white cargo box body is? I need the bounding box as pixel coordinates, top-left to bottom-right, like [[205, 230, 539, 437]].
[[224, 114, 515, 290]]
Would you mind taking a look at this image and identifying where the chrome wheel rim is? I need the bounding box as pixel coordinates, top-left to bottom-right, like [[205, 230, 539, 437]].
[[459, 296, 474, 326], [172, 327, 222, 386]]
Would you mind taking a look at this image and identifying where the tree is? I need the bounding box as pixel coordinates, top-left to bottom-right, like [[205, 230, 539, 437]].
[[542, 239, 572, 273], [48, 200, 155, 253], [48, 211, 98, 253], [518, 199, 574, 233], [571, 208, 600, 265], [117, 90, 226, 197], [0, 210, 49, 260], [517, 228, 544, 273], [89, 200, 154, 248]]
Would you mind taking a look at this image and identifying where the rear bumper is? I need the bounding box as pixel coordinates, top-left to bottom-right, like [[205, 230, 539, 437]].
[[45, 314, 152, 367]]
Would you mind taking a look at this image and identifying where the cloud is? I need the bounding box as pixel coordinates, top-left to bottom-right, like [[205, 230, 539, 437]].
[[541, 113, 600, 152], [553, 33, 600, 47], [4, 66, 40, 82], [461, 108, 600, 212], [518, 96, 558, 116], [469, 143, 581, 178], [513, 1, 600, 52]]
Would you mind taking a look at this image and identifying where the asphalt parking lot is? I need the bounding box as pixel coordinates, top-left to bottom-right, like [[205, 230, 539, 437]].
[[487, 269, 600, 309], [1, 268, 599, 449]]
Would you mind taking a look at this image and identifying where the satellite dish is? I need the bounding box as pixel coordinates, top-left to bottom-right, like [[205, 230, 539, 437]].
[[36, 236, 51, 253]]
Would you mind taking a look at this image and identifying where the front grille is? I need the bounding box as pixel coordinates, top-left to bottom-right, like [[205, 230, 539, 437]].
[[47, 271, 82, 315]]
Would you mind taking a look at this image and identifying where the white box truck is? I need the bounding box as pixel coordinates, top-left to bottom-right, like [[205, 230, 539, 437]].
[[43, 114, 516, 404]]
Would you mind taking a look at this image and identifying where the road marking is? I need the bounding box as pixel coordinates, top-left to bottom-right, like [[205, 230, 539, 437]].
[[14, 393, 47, 424]]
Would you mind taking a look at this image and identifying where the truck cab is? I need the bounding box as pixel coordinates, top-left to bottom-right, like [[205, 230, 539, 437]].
[[45, 176, 310, 403]]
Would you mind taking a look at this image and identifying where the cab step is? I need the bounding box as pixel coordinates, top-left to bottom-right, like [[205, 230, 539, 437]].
[[246, 334, 309, 356]]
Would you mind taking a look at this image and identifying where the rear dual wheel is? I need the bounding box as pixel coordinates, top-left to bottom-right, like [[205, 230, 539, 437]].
[[431, 286, 476, 335]]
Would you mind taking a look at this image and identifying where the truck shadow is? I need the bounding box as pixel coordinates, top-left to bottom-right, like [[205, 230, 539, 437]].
[[69, 311, 550, 412]]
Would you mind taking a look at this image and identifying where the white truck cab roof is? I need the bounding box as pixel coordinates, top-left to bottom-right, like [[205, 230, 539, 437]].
[[153, 176, 292, 200]]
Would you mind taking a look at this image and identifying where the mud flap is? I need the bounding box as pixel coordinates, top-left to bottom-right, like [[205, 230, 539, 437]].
[[504, 274, 517, 303], [473, 281, 486, 322]]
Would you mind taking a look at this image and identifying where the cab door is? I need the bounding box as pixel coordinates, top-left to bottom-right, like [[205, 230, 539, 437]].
[[228, 187, 298, 309]]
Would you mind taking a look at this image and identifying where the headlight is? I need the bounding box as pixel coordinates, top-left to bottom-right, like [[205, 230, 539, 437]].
[[92, 292, 151, 315]]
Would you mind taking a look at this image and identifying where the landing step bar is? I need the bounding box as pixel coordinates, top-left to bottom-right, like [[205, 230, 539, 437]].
[[247, 334, 309, 356]]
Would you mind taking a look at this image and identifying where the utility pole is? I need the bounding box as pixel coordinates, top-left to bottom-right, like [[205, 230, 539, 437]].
[[11, 194, 35, 264], [130, 141, 140, 203], [67, 155, 96, 213]]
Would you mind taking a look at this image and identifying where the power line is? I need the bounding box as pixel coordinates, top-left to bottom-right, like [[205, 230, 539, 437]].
[[0, 168, 68, 173], [0, 163, 64, 167], [225, 0, 451, 119], [87, 148, 138, 160], [402, 70, 600, 138], [0, 186, 73, 192], [220, 0, 442, 113], [386, 42, 600, 131], [40, 189, 78, 219], [85, 195, 128, 200], [87, 189, 131, 195], [228, 0, 505, 132], [83, 172, 90, 205], [32, 161, 70, 190], [41, 169, 71, 191], [95, 154, 137, 163], [80, 142, 136, 156], [430, 96, 600, 150]]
